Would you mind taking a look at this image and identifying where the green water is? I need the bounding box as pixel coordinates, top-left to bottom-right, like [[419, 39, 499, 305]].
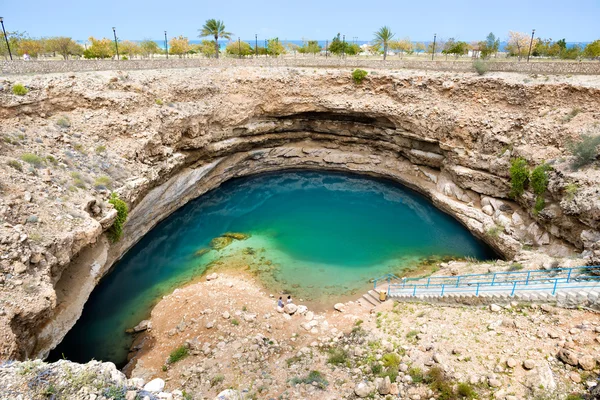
[[50, 170, 496, 366]]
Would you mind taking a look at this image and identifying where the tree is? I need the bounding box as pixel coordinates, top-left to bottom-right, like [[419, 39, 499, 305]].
[[198, 19, 231, 59], [298, 40, 322, 57], [506, 31, 537, 61], [414, 42, 426, 55], [266, 38, 285, 56], [345, 43, 361, 55], [226, 40, 253, 57], [83, 37, 114, 59], [46, 37, 83, 59], [140, 40, 161, 58], [329, 33, 346, 56], [0, 30, 26, 60], [195, 40, 217, 57], [583, 40, 600, 60], [442, 39, 469, 59], [390, 38, 413, 58], [17, 39, 44, 58], [119, 40, 141, 59], [373, 26, 395, 60], [286, 42, 300, 56], [169, 36, 190, 57], [480, 33, 500, 59]]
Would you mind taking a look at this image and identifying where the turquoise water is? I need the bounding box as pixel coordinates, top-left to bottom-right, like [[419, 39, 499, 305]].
[[49, 170, 496, 366]]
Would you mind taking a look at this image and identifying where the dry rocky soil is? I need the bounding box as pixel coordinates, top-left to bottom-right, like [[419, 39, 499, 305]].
[[0, 66, 599, 399]]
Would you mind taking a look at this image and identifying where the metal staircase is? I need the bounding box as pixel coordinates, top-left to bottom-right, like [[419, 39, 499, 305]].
[[369, 266, 600, 309]]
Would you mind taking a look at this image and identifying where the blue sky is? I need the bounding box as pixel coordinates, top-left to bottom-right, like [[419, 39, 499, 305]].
[[2, 0, 599, 42]]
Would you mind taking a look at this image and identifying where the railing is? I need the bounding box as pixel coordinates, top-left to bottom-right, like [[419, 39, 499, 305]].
[[373, 273, 402, 290], [382, 266, 600, 298]]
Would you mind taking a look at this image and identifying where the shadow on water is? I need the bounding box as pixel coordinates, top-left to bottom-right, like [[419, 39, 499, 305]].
[[49, 170, 497, 367]]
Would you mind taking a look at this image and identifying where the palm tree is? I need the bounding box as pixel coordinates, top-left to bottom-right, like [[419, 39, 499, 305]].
[[199, 19, 232, 59], [374, 26, 395, 61]]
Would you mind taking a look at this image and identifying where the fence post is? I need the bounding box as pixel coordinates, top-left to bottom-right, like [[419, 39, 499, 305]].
[[427, 277, 431, 288], [552, 278, 558, 295], [412, 285, 417, 297], [510, 281, 517, 297], [491, 273, 496, 286], [441, 284, 445, 297], [476, 283, 480, 296], [456, 276, 460, 288], [374, 280, 377, 290], [566, 268, 572, 283], [525, 271, 531, 285], [387, 284, 390, 297]]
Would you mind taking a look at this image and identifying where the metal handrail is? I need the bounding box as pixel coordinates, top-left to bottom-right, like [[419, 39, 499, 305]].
[[373, 273, 402, 290]]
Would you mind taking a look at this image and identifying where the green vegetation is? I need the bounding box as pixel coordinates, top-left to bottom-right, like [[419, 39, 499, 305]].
[[564, 183, 578, 201], [565, 394, 584, 400], [486, 224, 503, 238], [7, 159, 23, 171], [352, 69, 368, 84], [107, 193, 128, 242], [231, 318, 239, 326], [103, 385, 126, 400], [531, 162, 550, 213], [406, 329, 419, 339], [56, 116, 71, 129], [20, 153, 43, 167], [12, 83, 28, 96], [373, 26, 395, 60], [569, 134, 600, 169], [408, 367, 424, 383], [168, 345, 189, 364], [290, 370, 329, 389], [199, 19, 232, 59], [382, 353, 401, 369], [473, 60, 488, 75], [424, 367, 477, 400], [210, 374, 225, 387], [508, 263, 524, 271], [457, 382, 478, 399], [95, 145, 107, 153], [155, 98, 163, 105], [509, 157, 530, 198], [327, 347, 349, 365], [94, 175, 112, 189], [562, 107, 581, 123]]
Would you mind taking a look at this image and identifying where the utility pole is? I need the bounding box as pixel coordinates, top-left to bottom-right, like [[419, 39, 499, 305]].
[[255, 34, 258, 57], [325, 40, 328, 58], [431, 33, 437, 61], [112, 27, 119, 60], [164, 31, 168, 59], [527, 29, 536, 62], [0, 17, 12, 60], [238, 37, 241, 58], [342, 34, 345, 58]]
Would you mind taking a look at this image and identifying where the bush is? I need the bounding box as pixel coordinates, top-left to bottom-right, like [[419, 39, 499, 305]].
[[290, 370, 329, 389], [210, 374, 224, 387], [103, 385, 126, 400], [408, 367, 424, 383], [382, 353, 401, 369], [569, 134, 600, 169], [95, 145, 107, 153], [534, 196, 546, 214], [108, 193, 128, 242], [168, 345, 188, 364], [509, 157, 530, 198], [531, 162, 550, 213], [473, 60, 488, 75], [20, 153, 43, 168], [457, 382, 477, 399], [352, 69, 368, 84], [327, 347, 349, 365], [56, 117, 71, 128], [564, 183, 578, 201], [7, 160, 23, 171], [12, 84, 28, 96], [94, 175, 112, 189]]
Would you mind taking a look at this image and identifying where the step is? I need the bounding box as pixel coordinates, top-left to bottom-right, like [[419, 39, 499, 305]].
[[367, 290, 382, 302], [362, 294, 379, 307]]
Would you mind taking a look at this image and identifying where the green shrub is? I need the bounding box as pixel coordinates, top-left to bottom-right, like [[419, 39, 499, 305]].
[[327, 347, 349, 365], [509, 157, 530, 198], [508, 263, 523, 271], [290, 370, 328, 389], [231, 318, 239, 326], [155, 99, 163, 105], [95, 145, 107, 154], [473, 60, 488, 75], [534, 196, 546, 214], [406, 329, 419, 339], [564, 183, 578, 201], [382, 353, 401, 369], [486, 224, 503, 238], [56, 117, 71, 129], [168, 345, 188, 364], [531, 163, 550, 196], [210, 374, 225, 387], [562, 107, 581, 123], [352, 69, 368, 84], [94, 175, 112, 189], [12, 84, 28, 96], [569, 134, 600, 169], [20, 153, 43, 168], [457, 382, 477, 399], [103, 385, 126, 400], [565, 394, 584, 400], [108, 193, 128, 242], [371, 362, 383, 375], [7, 160, 23, 171], [379, 368, 398, 383], [408, 367, 423, 383], [46, 155, 57, 164]]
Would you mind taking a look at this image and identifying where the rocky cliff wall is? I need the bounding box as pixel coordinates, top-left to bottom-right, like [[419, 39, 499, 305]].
[[0, 67, 598, 361]]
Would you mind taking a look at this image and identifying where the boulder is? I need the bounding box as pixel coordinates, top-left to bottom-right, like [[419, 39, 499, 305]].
[[284, 303, 298, 315], [143, 378, 165, 392], [523, 359, 535, 370], [133, 320, 151, 332], [354, 382, 372, 398], [297, 305, 308, 314], [557, 348, 578, 366], [334, 303, 345, 312], [579, 355, 596, 371], [215, 389, 244, 400], [378, 376, 392, 395], [490, 304, 502, 312], [506, 358, 517, 368], [305, 311, 314, 321]]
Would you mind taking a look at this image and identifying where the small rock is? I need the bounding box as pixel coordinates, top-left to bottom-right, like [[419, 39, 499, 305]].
[[579, 355, 596, 371], [305, 311, 314, 321], [490, 304, 502, 312], [378, 376, 392, 395], [133, 320, 152, 332], [523, 359, 535, 370], [488, 378, 502, 388], [143, 378, 165, 392], [334, 303, 345, 312], [13, 262, 27, 274], [214, 389, 244, 400], [557, 348, 578, 366], [222, 311, 230, 319], [570, 372, 582, 383], [206, 273, 218, 281], [506, 358, 517, 368], [206, 321, 215, 329], [125, 391, 137, 400], [354, 382, 371, 398]]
